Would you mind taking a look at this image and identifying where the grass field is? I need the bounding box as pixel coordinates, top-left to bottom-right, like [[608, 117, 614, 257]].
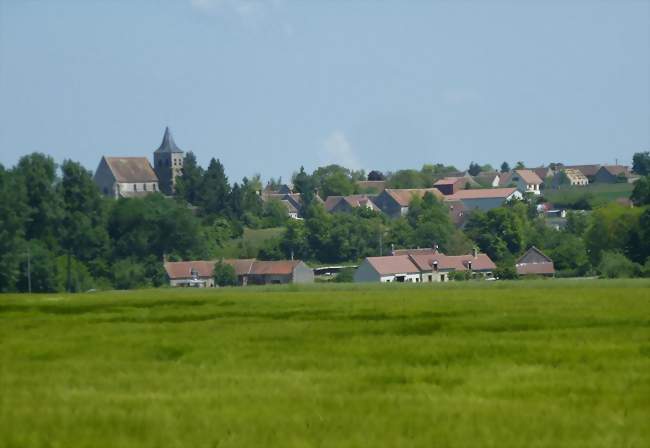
[[1, 281, 649, 447], [543, 183, 634, 208]]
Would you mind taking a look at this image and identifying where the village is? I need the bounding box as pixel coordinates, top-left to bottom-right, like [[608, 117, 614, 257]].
[[89, 127, 645, 288]]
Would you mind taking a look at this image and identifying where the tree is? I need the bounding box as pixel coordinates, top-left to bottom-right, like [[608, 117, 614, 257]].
[[630, 176, 650, 206], [407, 193, 455, 250], [514, 161, 526, 170], [632, 151, 650, 176], [311, 165, 355, 198], [0, 165, 28, 291], [292, 166, 315, 206], [213, 260, 238, 286], [367, 170, 385, 181], [468, 162, 481, 176], [59, 160, 109, 289], [200, 158, 231, 216], [547, 233, 591, 275], [14, 153, 61, 246], [113, 259, 148, 289], [16, 241, 60, 293], [387, 169, 425, 189], [261, 199, 289, 228], [175, 151, 203, 205], [584, 203, 643, 265], [500, 162, 511, 173]]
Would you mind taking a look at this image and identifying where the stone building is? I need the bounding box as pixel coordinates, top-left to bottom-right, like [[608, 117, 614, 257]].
[[153, 127, 184, 195]]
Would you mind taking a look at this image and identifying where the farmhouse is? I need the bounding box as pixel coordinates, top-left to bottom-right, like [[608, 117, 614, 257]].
[[501, 169, 542, 195], [473, 171, 501, 188], [164, 259, 314, 287], [354, 247, 496, 283], [444, 187, 522, 212], [262, 192, 322, 219], [353, 255, 422, 283], [515, 247, 555, 277], [558, 168, 589, 186], [563, 164, 601, 182]]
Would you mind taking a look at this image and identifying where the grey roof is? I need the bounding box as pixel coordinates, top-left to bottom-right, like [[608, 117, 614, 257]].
[[154, 127, 184, 154]]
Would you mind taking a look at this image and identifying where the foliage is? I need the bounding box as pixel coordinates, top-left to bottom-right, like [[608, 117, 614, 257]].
[[630, 176, 650, 206], [213, 260, 238, 286], [112, 258, 148, 290], [584, 204, 643, 265], [632, 151, 650, 176], [175, 151, 203, 205], [333, 267, 355, 283], [468, 162, 481, 176], [597, 251, 641, 278], [367, 170, 385, 181], [500, 162, 510, 173]]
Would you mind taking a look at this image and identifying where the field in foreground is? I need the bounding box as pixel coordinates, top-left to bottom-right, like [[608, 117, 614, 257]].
[[1, 281, 649, 448]]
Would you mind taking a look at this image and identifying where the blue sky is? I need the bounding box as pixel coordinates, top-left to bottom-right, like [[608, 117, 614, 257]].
[[0, 0, 648, 183]]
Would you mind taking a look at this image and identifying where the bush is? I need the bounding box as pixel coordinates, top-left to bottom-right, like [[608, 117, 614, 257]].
[[494, 265, 519, 280], [597, 251, 641, 279], [112, 259, 148, 290], [334, 268, 355, 283], [213, 260, 238, 287], [450, 271, 471, 281]]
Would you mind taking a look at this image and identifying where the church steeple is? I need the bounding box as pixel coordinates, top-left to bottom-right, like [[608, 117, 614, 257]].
[[155, 126, 183, 154]]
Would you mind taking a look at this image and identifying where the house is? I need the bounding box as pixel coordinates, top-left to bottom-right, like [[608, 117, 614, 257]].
[[563, 165, 601, 182], [93, 156, 160, 198], [354, 247, 496, 283], [532, 167, 554, 183], [500, 169, 542, 195], [473, 171, 501, 188], [164, 259, 314, 287], [554, 168, 589, 187], [594, 165, 635, 184], [373, 188, 445, 218], [356, 180, 386, 193], [163, 260, 218, 287], [433, 176, 476, 195], [444, 187, 522, 212], [94, 127, 184, 198], [262, 192, 322, 218], [281, 200, 300, 219], [515, 247, 555, 277], [408, 248, 497, 282], [324, 194, 380, 213], [353, 255, 422, 283]]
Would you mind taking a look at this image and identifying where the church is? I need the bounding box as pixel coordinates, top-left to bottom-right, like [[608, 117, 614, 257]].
[[93, 127, 184, 198]]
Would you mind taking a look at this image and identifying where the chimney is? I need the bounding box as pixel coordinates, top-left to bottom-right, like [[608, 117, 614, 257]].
[[468, 260, 473, 271], [432, 260, 438, 272]]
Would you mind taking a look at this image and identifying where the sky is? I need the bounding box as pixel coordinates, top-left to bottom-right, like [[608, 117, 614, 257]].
[[0, 0, 648, 183]]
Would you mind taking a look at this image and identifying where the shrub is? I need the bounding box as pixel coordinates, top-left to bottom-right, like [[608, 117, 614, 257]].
[[112, 259, 148, 290], [213, 260, 238, 287], [334, 268, 355, 283], [597, 251, 641, 279]]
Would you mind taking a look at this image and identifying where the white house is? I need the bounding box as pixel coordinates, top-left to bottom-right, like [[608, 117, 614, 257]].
[[501, 169, 543, 195], [353, 255, 422, 283]]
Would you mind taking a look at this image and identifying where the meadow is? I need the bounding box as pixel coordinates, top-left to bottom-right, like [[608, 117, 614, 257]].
[[1, 280, 649, 448], [543, 183, 634, 208]]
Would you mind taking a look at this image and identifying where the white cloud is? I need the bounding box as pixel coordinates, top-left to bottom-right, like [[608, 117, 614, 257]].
[[321, 131, 362, 170]]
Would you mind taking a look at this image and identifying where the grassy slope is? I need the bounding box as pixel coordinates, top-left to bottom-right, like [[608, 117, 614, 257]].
[[216, 227, 285, 258], [1, 281, 649, 448], [544, 183, 634, 205]]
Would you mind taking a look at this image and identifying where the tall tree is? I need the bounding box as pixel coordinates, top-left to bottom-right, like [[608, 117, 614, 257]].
[[59, 160, 109, 288], [0, 165, 29, 291], [630, 176, 650, 206], [632, 151, 650, 176], [367, 170, 385, 181], [292, 166, 315, 206], [14, 153, 61, 246], [468, 162, 481, 176], [175, 151, 203, 205], [500, 162, 511, 173], [200, 158, 231, 216]]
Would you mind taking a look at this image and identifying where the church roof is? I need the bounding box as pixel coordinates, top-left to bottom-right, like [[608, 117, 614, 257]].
[[103, 157, 158, 183], [154, 127, 184, 154]]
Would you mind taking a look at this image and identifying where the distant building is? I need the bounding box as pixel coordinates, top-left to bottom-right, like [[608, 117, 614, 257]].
[[164, 259, 314, 287], [443, 187, 522, 212], [153, 127, 184, 195], [373, 188, 445, 218], [324, 194, 380, 213], [562, 165, 601, 182], [593, 165, 635, 184], [473, 171, 501, 188], [93, 156, 159, 198], [354, 247, 496, 283], [500, 169, 542, 195], [433, 177, 468, 195], [515, 247, 555, 277], [356, 180, 386, 193], [559, 168, 589, 186], [94, 127, 185, 198]]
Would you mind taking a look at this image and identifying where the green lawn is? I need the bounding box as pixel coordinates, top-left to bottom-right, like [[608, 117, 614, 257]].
[[1, 281, 649, 447]]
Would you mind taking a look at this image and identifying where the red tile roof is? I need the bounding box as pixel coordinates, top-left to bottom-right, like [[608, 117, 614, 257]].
[[385, 188, 444, 206], [433, 177, 464, 186], [408, 253, 496, 272], [514, 169, 543, 185], [249, 260, 303, 275], [366, 255, 420, 275], [164, 259, 304, 279]]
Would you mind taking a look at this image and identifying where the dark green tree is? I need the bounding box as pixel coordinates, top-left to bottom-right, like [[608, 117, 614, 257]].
[[213, 260, 238, 286], [500, 162, 511, 173], [175, 151, 203, 205], [200, 158, 231, 216], [630, 176, 650, 206], [632, 151, 650, 175], [0, 165, 28, 291], [468, 162, 481, 176]]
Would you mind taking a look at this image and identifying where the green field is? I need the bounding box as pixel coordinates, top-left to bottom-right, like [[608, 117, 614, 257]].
[[1, 281, 649, 447], [543, 183, 634, 207]]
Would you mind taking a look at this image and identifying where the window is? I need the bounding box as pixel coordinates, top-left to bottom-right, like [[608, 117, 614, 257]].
[[134, 184, 137, 191], [153, 184, 157, 191], [144, 183, 147, 191], [428, 274, 432, 281]]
